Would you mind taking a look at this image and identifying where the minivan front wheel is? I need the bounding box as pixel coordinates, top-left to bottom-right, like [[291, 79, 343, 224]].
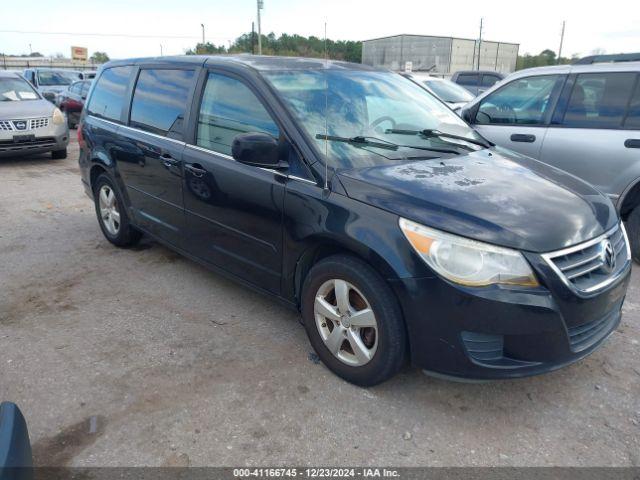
[[301, 254, 407, 386], [93, 174, 141, 247]]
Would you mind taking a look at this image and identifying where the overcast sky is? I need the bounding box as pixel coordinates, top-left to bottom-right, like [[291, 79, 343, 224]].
[[1, 0, 638, 59]]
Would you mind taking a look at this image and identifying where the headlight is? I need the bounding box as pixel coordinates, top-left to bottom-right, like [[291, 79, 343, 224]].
[[52, 108, 65, 125], [399, 218, 539, 287]]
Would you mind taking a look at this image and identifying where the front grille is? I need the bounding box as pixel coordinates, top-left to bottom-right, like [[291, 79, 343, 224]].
[[567, 302, 621, 352], [0, 137, 56, 152], [0, 118, 50, 131], [542, 224, 630, 295]]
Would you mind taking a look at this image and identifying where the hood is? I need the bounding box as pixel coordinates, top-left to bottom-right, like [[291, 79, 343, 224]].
[[0, 99, 55, 120], [337, 148, 617, 253]]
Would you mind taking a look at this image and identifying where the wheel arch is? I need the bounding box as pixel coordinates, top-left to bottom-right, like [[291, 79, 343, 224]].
[[619, 177, 640, 220]]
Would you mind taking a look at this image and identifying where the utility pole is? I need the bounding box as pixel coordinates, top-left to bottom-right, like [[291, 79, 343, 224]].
[[557, 20, 566, 64], [29, 43, 32, 55], [477, 18, 483, 70], [257, 0, 263, 55], [160, 44, 163, 56], [201, 24, 205, 45], [251, 22, 256, 54]]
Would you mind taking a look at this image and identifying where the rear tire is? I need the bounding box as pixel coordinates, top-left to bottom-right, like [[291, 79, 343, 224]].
[[51, 148, 67, 159], [301, 254, 407, 386], [626, 206, 640, 264], [93, 173, 142, 247]]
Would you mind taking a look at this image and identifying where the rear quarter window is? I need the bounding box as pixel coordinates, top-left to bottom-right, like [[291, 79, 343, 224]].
[[86, 66, 133, 123], [456, 74, 479, 86]]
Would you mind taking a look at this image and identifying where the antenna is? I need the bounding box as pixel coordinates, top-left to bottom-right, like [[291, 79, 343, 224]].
[[323, 21, 329, 192]]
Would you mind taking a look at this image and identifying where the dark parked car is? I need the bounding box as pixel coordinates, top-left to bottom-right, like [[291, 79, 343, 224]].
[[57, 80, 91, 128], [451, 70, 505, 96], [78, 56, 631, 386]]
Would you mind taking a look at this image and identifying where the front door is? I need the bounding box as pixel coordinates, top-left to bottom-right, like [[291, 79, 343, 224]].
[[115, 67, 197, 247], [182, 71, 285, 294], [472, 74, 565, 159], [539, 71, 640, 201]]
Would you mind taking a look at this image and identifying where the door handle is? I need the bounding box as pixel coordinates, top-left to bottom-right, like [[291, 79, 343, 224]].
[[161, 153, 179, 168], [624, 139, 640, 149], [185, 163, 207, 178], [510, 134, 536, 143]]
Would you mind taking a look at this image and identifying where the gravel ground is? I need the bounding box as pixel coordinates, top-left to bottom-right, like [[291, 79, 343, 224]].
[[0, 134, 639, 467]]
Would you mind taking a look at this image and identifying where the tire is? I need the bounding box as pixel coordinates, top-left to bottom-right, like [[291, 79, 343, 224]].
[[93, 173, 142, 247], [51, 148, 67, 159], [626, 206, 640, 264], [301, 254, 407, 386]]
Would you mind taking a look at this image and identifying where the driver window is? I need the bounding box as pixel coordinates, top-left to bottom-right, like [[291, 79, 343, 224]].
[[475, 75, 561, 125]]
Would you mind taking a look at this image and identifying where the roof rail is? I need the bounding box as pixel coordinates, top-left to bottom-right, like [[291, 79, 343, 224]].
[[573, 53, 640, 65]]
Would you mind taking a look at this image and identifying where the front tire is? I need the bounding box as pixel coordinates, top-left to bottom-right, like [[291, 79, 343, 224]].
[[626, 206, 640, 263], [93, 173, 141, 247], [301, 254, 407, 386]]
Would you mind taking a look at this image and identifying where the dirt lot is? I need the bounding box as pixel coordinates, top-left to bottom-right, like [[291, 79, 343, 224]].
[[1, 134, 639, 467]]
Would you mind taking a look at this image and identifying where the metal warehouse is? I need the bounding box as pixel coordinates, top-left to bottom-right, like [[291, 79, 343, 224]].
[[362, 34, 519, 75]]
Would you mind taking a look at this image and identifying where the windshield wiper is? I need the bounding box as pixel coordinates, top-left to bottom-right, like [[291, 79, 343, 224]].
[[385, 129, 493, 148], [315, 134, 398, 150], [315, 134, 462, 155]]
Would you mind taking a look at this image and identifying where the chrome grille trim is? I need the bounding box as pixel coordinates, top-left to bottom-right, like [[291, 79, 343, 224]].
[[0, 118, 50, 131], [541, 223, 631, 297]]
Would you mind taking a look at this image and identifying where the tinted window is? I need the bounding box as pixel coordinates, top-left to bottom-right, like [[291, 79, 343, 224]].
[[476, 75, 561, 125], [87, 66, 132, 122], [625, 78, 640, 129], [482, 74, 501, 87], [196, 73, 279, 155], [130, 69, 195, 137], [563, 72, 636, 128], [456, 74, 479, 86]]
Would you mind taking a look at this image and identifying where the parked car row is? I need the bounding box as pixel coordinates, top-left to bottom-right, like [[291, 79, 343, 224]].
[[76, 55, 631, 386], [22, 68, 95, 102]]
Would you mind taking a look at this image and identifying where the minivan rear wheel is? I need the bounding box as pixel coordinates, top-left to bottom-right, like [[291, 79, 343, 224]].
[[626, 207, 640, 263], [301, 254, 407, 386], [93, 173, 142, 247]]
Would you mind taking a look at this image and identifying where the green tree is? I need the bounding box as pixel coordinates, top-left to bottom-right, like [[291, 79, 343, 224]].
[[516, 49, 572, 70], [90, 51, 110, 64], [186, 32, 362, 63]]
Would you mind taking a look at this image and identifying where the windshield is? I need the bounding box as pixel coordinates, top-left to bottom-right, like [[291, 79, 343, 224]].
[[0, 77, 39, 101], [264, 70, 483, 168], [423, 79, 474, 103], [37, 70, 78, 86]]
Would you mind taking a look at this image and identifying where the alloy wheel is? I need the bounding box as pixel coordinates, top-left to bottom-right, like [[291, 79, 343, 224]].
[[98, 185, 121, 236], [314, 279, 378, 366]]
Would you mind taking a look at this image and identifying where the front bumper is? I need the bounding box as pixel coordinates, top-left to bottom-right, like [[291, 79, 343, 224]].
[[391, 256, 631, 380], [0, 119, 68, 157]]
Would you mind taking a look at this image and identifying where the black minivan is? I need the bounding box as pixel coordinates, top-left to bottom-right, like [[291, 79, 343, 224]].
[[78, 55, 631, 386]]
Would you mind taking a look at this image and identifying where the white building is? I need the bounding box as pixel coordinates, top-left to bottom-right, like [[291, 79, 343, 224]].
[[362, 34, 519, 75]]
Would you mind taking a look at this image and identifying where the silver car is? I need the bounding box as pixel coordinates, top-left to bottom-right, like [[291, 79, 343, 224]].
[[402, 72, 474, 111], [460, 62, 640, 261], [0, 71, 69, 159], [22, 68, 82, 103]]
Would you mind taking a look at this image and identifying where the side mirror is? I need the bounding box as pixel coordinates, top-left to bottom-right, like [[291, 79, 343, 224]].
[[231, 132, 287, 169]]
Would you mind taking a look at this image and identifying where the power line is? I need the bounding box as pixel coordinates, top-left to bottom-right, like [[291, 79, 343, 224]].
[[0, 29, 231, 41]]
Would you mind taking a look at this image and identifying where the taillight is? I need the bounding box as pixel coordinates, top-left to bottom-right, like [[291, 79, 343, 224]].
[[77, 124, 84, 147]]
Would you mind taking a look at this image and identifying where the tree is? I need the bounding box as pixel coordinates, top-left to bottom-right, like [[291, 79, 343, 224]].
[[90, 51, 110, 64], [186, 32, 362, 63], [516, 49, 572, 70]]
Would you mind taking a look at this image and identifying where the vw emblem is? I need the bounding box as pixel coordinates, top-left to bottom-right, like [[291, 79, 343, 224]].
[[13, 121, 27, 130], [600, 240, 616, 273]]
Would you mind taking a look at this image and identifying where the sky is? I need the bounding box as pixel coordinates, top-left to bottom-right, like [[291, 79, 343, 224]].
[[1, 0, 639, 59]]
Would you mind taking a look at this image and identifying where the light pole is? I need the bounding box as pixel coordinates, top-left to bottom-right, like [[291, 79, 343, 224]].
[[257, 0, 263, 55], [160, 44, 163, 56], [201, 24, 205, 45], [557, 21, 566, 64]]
